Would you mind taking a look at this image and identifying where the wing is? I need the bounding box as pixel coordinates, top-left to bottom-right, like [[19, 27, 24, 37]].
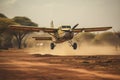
[[73, 27, 112, 33], [9, 25, 57, 33], [32, 37, 52, 40]]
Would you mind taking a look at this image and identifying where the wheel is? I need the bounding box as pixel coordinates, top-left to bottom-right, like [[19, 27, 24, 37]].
[[72, 43, 77, 50], [50, 43, 55, 49]]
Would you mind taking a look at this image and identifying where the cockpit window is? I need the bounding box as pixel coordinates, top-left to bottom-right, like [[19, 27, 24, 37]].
[[62, 26, 71, 28]]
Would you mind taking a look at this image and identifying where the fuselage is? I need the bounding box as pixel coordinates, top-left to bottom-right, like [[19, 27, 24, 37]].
[[53, 25, 74, 43]]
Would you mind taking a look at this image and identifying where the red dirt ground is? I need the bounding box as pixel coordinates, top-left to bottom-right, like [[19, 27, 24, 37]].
[[0, 50, 120, 80]]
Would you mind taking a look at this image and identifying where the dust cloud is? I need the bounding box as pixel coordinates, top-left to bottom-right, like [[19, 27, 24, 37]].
[[28, 42, 120, 56]]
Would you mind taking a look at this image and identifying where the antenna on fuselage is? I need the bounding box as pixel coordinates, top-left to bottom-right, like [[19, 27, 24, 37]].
[[50, 20, 54, 28]]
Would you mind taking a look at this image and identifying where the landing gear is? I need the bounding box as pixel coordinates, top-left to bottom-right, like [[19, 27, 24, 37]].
[[68, 41, 77, 50], [50, 43, 55, 49], [72, 43, 77, 50]]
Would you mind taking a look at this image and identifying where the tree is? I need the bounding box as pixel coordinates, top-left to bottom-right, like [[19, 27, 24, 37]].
[[11, 16, 38, 49], [0, 18, 16, 34], [0, 13, 7, 18], [13, 16, 38, 26], [10, 30, 30, 49], [0, 18, 17, 49]]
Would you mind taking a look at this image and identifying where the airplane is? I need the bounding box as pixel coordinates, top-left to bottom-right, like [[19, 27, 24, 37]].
[[9, 21, 112, 50]]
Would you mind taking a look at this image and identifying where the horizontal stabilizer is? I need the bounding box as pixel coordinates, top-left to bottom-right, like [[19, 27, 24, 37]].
[[32, 37, 52, 40]]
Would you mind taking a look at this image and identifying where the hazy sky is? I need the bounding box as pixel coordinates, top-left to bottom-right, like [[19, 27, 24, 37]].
[[0, 0, 120, 31]]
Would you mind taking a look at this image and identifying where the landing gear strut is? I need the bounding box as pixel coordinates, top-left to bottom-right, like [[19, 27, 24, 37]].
[[50, 43, 55, 49], [68, 41, 77, 50]]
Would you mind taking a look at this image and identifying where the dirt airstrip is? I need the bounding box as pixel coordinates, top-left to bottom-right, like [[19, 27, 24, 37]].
[[0, 50, 120, 80]]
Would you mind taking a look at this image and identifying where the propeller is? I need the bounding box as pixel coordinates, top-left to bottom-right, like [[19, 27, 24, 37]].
[[72, 24, 79, 30], [69, 24, 79, 32]]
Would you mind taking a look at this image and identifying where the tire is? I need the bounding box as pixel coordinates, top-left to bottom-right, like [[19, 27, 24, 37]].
[[50, 43, 55, 49], [73, 43, 77, 50]]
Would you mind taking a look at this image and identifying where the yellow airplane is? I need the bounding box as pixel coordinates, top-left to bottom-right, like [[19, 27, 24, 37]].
[[9, 21, 112, 49]]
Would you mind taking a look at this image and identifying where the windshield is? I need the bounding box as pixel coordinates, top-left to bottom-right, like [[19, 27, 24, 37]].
[[62, 26, 71, 28]]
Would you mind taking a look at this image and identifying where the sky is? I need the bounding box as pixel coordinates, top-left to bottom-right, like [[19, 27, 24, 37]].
[[0, 0, 120, 31]]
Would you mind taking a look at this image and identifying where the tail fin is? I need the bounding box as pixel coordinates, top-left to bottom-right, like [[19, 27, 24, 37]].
[[50, 20, 54, 28]]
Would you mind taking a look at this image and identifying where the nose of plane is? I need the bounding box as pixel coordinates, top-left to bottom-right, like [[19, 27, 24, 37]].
[[64, 32, 74, 39]]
